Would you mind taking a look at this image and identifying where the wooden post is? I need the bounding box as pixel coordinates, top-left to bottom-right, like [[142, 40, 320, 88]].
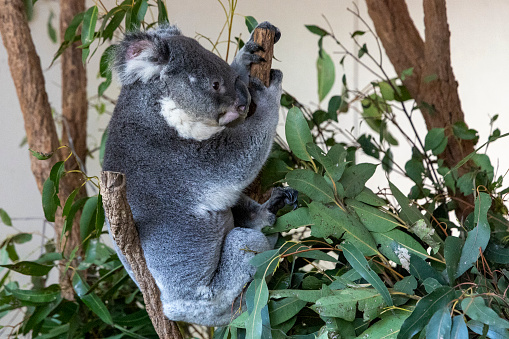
[[101, 172, 182, 339]]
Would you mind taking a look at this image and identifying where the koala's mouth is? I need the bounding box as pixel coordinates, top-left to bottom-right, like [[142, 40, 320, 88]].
[[218, 110, 247, 127]]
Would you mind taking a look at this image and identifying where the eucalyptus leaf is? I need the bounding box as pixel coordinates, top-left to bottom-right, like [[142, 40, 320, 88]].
[[285, 107, 313, 162], [450, 315, 469, 339], [1, 261, 52, 276], [81, 6, 98, 47], [455, 193, 491, 278], [347, 199, 400, 232], [245, 279, 269, 339], [308, 202, 378, 256], [7, 284, 60, 303], [73, 273, 113, 325], [340, 163, 377, 198], [285, 169, 335, 203], [264, 207, 312, 234], [342, 242, 392, 306], [425, 306, 451, 339], [317, 49, 335, 102], [268, 297, 307, 326], [0, 209, 12, 226], [355, 310, 410, 339], [398, 286, 455, 339], [461, 296, 509, 329]]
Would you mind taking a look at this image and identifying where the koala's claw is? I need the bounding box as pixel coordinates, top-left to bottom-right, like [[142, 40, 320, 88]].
[[266, 187, 299, 215]]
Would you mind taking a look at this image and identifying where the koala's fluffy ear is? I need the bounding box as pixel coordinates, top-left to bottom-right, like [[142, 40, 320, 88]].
[[113, 26, 181, 85]]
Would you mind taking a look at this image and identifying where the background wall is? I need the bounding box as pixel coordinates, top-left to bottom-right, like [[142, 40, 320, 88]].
[[0, 0, 508, 285]]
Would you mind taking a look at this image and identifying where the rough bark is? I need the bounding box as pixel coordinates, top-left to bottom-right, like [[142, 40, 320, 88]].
[[57, 0, 88, 300], [366, 0, 475, 218], [101, 172, 183, 339], [0, 0, 60, 192], [246, 26, 277, 203]]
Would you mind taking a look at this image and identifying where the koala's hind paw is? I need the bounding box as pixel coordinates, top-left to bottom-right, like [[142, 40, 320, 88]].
[[266, 187, 298, 215]]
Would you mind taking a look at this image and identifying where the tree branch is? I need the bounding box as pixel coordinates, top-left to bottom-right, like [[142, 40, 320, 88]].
[[0, 0, 60, 192], [101, 172, 182, 339], [366, 0, 475, 218]]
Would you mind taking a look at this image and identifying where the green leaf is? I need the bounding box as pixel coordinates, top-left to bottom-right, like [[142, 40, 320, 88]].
[[29, 148, 55, 160], [461, 297, 509, 329], [156, 0, 169, 24], [285, 169, 335, 203], [425, 307, 451, 339], [317, 49, 335, 102], [347, 199, 400, 232], [250, 249, 280, 279], [268, 297, 307, 326], [409, 255, 444, 284], [62, 197, 88, 243], [358, 43, 368, 58], [98, 46, 114, 96], [342, 242, 392, 306], [47, 11, 57, 43], [280, 242, 338, 262], [81, 6, 98, 47], [1, 261, 52, 276], [0, 208, 12, 226], [355, 310, 410, 339], [382, 148, 394, 173], [409, 219, 441, 253], [455, 193, 491, 278], [340, 163, 377, 198], [73, 273, 113, 325], [285, 107, 313, 162], [389, 182, 427, 225], [308, 202, 378, 255], [466, 320, 509, 339], [96, 194, 105, 236], [305, 25, 328, 37], [398, 286, 455, 339], [378, 81, 395, 101], [101, 10, 125, 41], [422, 277, 442, 293], [311, 288, 386, 321], [7, 284, 60, 303], [264, 207, 312, 234], [80, 196, 98, 248], [373, 228, 430, 265], [471, 154, 494, 181], [42, 177, 60, 223], [444, 236, 462, 284], [424, 128, 447, 153], [245, 279, 269, 339], [22, 295, 62, 334], [49, 161, 66, 194], [450, 315, 469, 339], [260, 158, 290, 191], [355, 187, 386, 207], [62, 186, 81, 217], [453, 121, 478, 141], [64, 12, 85, 42], [245, 16, 258, 33], [485, 242, 509, 264], [306, 143, 346, 183]]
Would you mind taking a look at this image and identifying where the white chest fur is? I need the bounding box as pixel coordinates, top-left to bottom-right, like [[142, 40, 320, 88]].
[[159, 97, 224, 141]]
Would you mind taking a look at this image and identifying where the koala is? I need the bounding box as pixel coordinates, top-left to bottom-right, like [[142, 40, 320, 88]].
[[102, 22, 297, 327]]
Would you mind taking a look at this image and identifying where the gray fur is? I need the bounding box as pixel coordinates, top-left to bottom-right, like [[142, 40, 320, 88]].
[[103, 23, 294, 326]]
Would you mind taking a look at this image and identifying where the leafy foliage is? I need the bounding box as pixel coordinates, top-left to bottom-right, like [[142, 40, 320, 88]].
[[2, 2, 509, 339]]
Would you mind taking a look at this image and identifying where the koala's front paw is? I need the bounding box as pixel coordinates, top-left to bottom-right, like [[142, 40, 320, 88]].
[[255, 21, 281, 43], [266, 187, 299, 215]]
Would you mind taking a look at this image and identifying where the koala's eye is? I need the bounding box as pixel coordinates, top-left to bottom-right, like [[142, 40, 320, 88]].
[[212, 81, 220, 91]]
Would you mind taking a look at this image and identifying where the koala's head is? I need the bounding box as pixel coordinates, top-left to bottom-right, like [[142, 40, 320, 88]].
[[113, 26, 250, 140]]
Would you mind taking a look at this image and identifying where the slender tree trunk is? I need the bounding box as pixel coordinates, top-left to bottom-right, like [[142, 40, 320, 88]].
[[58, 0, 88, 300], [0, 0, 89, 299], [366, 0, 475, 219]]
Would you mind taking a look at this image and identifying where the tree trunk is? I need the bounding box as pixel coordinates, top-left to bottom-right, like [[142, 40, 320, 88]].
[[0, 0, 88, 299], [365, 0, 475, 219], [58, 0, 88, 300]]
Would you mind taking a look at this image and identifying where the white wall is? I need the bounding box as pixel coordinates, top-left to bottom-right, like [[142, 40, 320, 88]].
[[0, 0, 508, 283]]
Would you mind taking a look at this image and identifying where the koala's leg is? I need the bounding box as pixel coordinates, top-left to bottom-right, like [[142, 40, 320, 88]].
[[162, 227, 271, 327]]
